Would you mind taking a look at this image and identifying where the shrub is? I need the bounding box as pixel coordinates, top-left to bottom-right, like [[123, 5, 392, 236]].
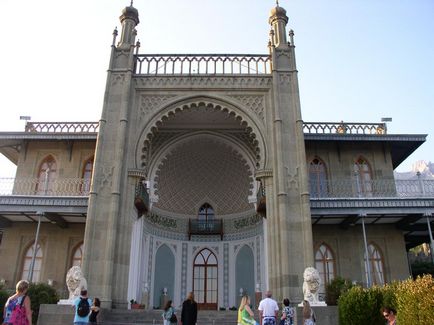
[[395, 274, 434, 325], [325, 276, 353, 305], [338, 286, 385, 325], [0, 285, 9, 323], [27, 283, 59, 324]]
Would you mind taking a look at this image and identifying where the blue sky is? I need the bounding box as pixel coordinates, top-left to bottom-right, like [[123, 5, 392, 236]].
[[0, 0, 432, 176]]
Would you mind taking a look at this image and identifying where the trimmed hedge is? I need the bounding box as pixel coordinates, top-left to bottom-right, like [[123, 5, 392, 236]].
[[339, 275, 433, 325], [395, 275, 434, 325], [339, 286, 385, 325]]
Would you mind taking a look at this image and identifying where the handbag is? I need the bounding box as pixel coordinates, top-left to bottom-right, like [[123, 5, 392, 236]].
[[169, 312, 177, 323]]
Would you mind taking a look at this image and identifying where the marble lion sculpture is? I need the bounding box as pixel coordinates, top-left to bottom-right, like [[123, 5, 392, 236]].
[[302, 267, 321, 304], [66, 266, 88, 300]]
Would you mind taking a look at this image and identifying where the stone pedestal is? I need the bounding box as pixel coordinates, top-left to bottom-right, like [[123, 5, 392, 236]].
[[160, 294, 169, 309], [57, 299, 74, 305]]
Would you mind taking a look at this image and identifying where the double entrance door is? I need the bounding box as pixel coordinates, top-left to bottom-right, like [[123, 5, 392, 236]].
[[193, 248, 217, 310]]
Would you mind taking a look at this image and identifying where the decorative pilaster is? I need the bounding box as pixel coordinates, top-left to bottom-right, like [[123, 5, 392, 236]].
[[82, 4, 140, 307], [266, 4, 314, 302]]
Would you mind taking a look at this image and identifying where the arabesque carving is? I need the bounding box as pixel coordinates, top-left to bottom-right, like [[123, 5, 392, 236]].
[[229, 95, 265, 122], [139, 94, 177, 118]]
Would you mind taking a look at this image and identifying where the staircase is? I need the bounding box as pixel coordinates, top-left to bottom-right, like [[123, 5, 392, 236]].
[[100, 309, 238, 325]]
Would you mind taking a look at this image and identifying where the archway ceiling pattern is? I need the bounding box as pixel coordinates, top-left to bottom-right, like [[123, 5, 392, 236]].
[[140, 103, 261, 172], [153, 136, 254, 216]]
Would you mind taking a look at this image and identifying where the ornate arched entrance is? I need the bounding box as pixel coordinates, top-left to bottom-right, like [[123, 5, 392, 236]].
[[193, 248, 218, 310]]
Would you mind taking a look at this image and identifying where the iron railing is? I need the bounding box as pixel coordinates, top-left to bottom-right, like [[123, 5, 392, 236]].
[[25, 122, 99, 133], [134, 181, 150, 215], [303, 122, 387, 135], [0, 178, 90, 196], [188, 219, 223, 240], [309, 178, 434, 198], [134, 54, 271, 75]]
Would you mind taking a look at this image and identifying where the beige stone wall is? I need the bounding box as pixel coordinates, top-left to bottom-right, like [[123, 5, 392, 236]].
[[0, 223, 85, 294], [14, 141, 96, 179], [306, 141, 395, 180], [312, 224, 410, 284]]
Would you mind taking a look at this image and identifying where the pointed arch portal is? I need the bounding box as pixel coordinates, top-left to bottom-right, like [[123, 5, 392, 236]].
[[193, 248, 218, 310]]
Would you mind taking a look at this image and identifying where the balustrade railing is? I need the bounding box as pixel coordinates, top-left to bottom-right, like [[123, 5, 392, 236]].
[[25, 122, 99, 133], [134, 54, 271, 75], [309, 178, 434, 198], [0, 178, 90, 196], [188, 219, 223, 240], [1, 178, 432, 199], [303, 121, 387, 135]]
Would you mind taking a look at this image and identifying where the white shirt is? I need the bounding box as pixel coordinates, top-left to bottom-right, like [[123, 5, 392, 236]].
[[258, 297, 279, 317]]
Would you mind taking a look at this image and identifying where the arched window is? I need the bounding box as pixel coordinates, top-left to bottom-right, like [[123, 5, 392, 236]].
[[71, 243, 84, 268], [309, 158, 328, 197], [81, 157, 94, 194], [314, 244, 335, 295], [354, 157, 372, 196], [21, 242, 43, 282], [198, 203, 214, 222], [197, 203, 215, 232], [364, 243, 385, 286], [193, 248, 218, 309], [36, 156, 57, 195]]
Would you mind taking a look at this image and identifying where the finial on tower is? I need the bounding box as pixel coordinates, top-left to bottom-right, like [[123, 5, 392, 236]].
[[269, 2, 288, 48], [130, 0, 134, 6]]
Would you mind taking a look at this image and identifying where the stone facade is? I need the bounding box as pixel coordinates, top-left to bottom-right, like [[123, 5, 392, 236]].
[[0, 3, 431, 316]]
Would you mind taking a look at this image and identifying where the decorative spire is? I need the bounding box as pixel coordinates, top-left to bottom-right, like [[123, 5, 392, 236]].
[[118, 4, 140, 49], [130, 0, 134, 6], [269, 3, 288, 48]]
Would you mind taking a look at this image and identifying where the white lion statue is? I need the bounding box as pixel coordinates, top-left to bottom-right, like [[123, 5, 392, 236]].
[[66, 266, 88, 300], [302, 267, 321, 304]]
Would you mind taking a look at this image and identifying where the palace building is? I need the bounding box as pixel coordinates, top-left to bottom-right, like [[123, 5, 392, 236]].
[[0, 3, 433, 310]]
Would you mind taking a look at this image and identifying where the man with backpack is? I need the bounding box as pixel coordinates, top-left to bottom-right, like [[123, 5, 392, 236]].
[[73, 289, 92, 325]]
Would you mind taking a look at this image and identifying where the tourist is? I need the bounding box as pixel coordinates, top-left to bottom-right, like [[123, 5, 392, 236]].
[[181, 292, 197, 325], [302, 300, 316, 325], [280, 298, 294, 325], [162, 300, 177, 325], [73, 289, 92, 325], [89, 297, 101, 324], [3, 280, 32, 325], [238, 295, 257, 325], [382, 306, 397, 325], [258, 291, 279, 325]]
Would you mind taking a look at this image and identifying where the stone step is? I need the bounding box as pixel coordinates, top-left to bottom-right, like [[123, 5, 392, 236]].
[[100, 309, 238, 324]]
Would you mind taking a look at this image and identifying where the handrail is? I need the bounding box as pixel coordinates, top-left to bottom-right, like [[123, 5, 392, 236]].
[[20, 121, 386, 135], [134, 54, 271, 75], [303, 121, 387, 135], [25, 122, 99, 133], [309, 178, 434, 198], [188, 219, 223, 240], [0, 178, 90, 196]]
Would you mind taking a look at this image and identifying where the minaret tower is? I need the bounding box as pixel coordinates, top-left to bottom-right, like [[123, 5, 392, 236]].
[[265, 3, 314, 300], [82, 3, 139, 307]]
